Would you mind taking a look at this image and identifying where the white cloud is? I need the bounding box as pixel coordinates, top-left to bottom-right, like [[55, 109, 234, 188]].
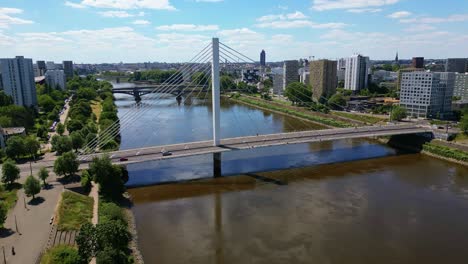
[[312, 0, 400, 11], [133, 19, 150, 25], [399, 14, 468, 24], [347, 8, 382, 13], [195, 0, 223, 2], [0, 7, 33, 28], [99, 11, 134, 17], [66, 0, 176, 10], [387, 11, 411, 19], [64, 1, 87, 8], [403, 24, 436, 32], [156, 24, 219, 31], [255, 11, 346, 29]]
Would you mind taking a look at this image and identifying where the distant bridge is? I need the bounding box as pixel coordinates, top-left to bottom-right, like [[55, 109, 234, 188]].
[[112, 84, 209, 101]]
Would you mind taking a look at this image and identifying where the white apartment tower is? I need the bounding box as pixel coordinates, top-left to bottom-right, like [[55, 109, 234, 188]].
[[400, 72, 455, 119], [283, 60, 299, 90], [344, 54, 369, 92], [45, 70, 66, 90], [0, 56, 38, 107]]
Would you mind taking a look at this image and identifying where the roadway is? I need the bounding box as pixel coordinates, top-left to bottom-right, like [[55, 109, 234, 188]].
[[17, 124, 431, 173]]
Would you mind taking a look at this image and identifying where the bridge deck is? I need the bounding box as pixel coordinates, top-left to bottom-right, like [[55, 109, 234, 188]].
[[19, 124, 430, 171]]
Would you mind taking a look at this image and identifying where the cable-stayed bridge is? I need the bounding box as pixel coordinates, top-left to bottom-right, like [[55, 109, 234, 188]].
[[26, 38, 433, 176]]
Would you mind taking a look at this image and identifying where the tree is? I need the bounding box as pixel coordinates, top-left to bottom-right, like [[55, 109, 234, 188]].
[[0, 202, 7, 228], [81, 170, 92, 193], [220, 75, 236, 91], [24, 136, 40, 159], [53, 151, 79, 177], [284, 82, 312, 105], [1, 159, 20, 186], [0, 91, 13, 107], [38, 167, 49, 187], [327, 93, 347, 110], [52, 135, 73, 155], [70, 132, 84, 151], [66, 119, 84, 133], [460, 114, 468, 134], [76, 222, 96, 262], [89, 156, 124, 201], [38, 94, 56, 112], [56, 123, 65, 136], [390, 105, 407, 121], [5, 136, 26, 160], [24, 175, 41, 199]]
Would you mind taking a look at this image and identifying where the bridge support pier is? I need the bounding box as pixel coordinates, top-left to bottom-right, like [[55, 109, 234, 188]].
[[213, 152, 222, 178], [133, 90, 141, 102]]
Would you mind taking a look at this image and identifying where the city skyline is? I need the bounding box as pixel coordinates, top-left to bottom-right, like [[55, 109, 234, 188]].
[[0, 0, 467, 63]]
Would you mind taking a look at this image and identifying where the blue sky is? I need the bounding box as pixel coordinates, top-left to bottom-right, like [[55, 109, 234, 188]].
[[0, 0, 467, 63]]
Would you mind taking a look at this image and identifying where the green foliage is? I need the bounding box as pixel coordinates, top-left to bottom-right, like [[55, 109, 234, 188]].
[[390, 106, 407, 121], [80, 170, 92, 193], [56, 123, 65, 136], [38, 167, 49, 187], [40, 245, 81, 264], [423, 143, 468, 162], [70, 132, 84, 151], [237, 82, 258, 93], [24, 136, 40, 158], [53, 151, 79, 177], [284, 82, 312, 105], [327, 93, 347, 110], [0, 202, 7, 228], [0, 105, 35, 129], [57, 191, 94, 231], [191, 72, 209, 85], [76, 222, 96, 262], [5, 136, 26, 159], [38, 94, 57, 112], [89, 156, 125, 201], [24, 175, 41, 199], [99, 202, 126, 225], [77, 87, 98, 101], [132, 69, 181, 83], [332, 112, 385, 124], [51, 135, 73, 155], [460, 114, 468, 134], [1, 159, 20, 186], [220, 75, 236, 90], [0, 91, 13, 107]]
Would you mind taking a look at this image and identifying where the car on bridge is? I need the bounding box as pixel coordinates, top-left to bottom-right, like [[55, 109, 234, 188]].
[[119, 157, 129, 162], [162, 151, 172, 157]]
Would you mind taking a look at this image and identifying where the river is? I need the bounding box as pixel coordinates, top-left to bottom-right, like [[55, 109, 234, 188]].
[[113, 83, 468, 264]]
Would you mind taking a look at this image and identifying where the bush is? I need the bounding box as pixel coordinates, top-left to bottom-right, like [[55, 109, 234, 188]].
[[99, 202, 126, 225], [423, 143, 468, 162], [0, 202, 7, 228], [40, 245, 81, 264], [80, 170, 92, 193]]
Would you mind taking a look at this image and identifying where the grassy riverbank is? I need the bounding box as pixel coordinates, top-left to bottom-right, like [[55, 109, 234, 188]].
[[422, 143, 468, 163], [57, 191, 94, 231], [332, 111, 386, 125], [232, 95, 352, 128]]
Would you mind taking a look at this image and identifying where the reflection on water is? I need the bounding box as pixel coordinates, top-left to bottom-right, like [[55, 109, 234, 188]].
[[114, 85, 468, 263], [129, 155, 468, 264]]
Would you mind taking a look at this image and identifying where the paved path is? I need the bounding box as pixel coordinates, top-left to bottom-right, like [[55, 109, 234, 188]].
[[1, 171, 63, 264], [88, 182, 99, 264]]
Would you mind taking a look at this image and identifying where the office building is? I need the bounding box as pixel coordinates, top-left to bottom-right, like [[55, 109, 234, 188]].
[[45, 70, 66, 90], [46, 61, 56, 70], [337, 58, 346, 82], [445, 58, 467, 73], [412, 57, 424, 69], [260, 50, 266, 67], [344, 54, 369, 92], [309, 59, 337, 101], [272, 74, 283, 95], [396, 68, 425, 90], [0, 56, 38, 107], [454, 73, 468, 100], [36, 60, 47, 76], [63, 61, 74, 79], [400, 72, 455, 119], [283, 60, 299, 90]]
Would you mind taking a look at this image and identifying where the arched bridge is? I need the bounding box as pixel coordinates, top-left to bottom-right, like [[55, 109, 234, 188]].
[[112, 84, 209, 101]]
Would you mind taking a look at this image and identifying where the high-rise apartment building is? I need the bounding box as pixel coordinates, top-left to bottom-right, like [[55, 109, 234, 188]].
[[400, 72, 455, 119], [272, 74, 283, 95], [454, 73, 468, 101], [344, 54, 369, 91], [45, 70, 66, 90], [260, 50, 266, 67], [0, 56, 38, 107], [445, 58, 467, 73], [411, 57, 424, 68], [63, 61, 74, 79], [36, 60, 47, 76], [46, 61, 56, 70], [283, 60, 299, 90], [309, 59, 337, 101], [337, 58, 346, 82]]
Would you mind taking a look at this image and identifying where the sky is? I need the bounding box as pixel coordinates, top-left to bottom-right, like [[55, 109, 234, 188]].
[[0, 0, 467, 63]]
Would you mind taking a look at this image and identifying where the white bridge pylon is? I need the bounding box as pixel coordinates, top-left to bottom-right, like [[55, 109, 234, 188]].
[[211, 38, 221, 147]]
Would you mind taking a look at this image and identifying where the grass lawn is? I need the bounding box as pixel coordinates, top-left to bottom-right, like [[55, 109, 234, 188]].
[[453, 133, 468, 144], [40, 245, 80, 264], [0, 183, 21, 210], [57, 191, 93, 231], [332, 111, 386, 124], [91, 99, 102, 122]]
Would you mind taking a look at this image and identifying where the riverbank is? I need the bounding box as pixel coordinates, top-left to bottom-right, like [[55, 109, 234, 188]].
[[228, 94, 352, 128]]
